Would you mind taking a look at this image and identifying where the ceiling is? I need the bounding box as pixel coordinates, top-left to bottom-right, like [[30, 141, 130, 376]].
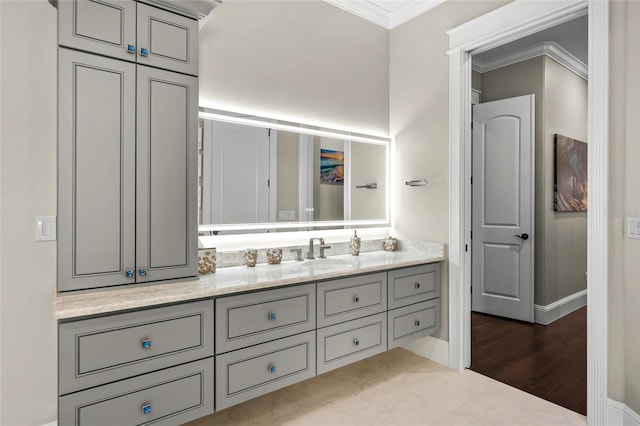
[[475, 14, 588, 65], [324, 0, 447, 30]]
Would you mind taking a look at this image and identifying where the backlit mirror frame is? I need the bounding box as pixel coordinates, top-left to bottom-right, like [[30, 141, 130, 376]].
[[198, 108, 391, 234]]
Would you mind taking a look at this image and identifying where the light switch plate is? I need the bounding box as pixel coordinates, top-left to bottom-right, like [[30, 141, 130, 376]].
[[627, 216, 640, 239], [36, 215, 56, 241]]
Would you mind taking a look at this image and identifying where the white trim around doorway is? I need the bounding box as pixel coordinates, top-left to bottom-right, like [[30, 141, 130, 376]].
[[446, 1, 608, 424]]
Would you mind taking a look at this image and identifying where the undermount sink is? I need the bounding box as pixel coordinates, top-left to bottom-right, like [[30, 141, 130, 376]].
[[301, 258, 352, 269]]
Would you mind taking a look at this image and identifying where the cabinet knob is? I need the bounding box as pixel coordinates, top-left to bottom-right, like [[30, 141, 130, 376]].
[[353, 339, 360, 346], [414, 320, 421, 327], [139, 269, 147, 276], [353, 296, 360, 303], [268, 313, 276, 321], [268, 364, 276, 373], [140, 47, 148, 56], [142, 404, 151, 415], [414, 282, 421, 289], [142, 339, 151, 349], [126, 270, 134, 278], [127, 44, 135, 53]]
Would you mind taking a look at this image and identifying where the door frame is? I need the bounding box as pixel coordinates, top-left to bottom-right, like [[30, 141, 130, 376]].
[[447, 1, 608, 424]]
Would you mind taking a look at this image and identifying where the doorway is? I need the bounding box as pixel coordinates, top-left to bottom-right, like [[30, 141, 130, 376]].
[[447, 1, 609, 424]]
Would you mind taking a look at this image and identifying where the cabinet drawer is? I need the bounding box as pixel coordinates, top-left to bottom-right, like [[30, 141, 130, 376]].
[[59, 300, 214, 395], [388, 263, 440, 309], [216, 331, 316, 410], [59, 357, 214, 426], [317, 313, 387, 374], [388, 299, 440, 349], [137, 3, 199, 75], [58, 0, 137, 63], [317, 273, 387, 328], [216, 284, 316, 353]]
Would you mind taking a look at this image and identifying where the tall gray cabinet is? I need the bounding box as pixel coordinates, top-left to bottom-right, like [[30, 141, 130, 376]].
[[57, 0, 199, 292]]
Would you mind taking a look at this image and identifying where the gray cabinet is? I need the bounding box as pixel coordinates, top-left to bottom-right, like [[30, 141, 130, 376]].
[[388, 263, 440, 309], [388, 299, 440, 349], [58, 6, 198, 291], [59, 358, 214, 426], [136, 65, 198, 282], [57, 48, 136, 291], [59, 300, 213, 394], [317, 272, 387, 328], [317, 313, 387, 374], [216, 284, 316, 353], [215, 331, 316, 410], [58, 0, 198, 76]]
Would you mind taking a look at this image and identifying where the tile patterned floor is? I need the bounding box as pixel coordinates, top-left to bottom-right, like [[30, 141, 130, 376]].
[[185, 348, 587, 426]]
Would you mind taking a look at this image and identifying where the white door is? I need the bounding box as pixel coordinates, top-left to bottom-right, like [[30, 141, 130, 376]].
[[472, 95, 534, 322], [202, 121, 270, 227]]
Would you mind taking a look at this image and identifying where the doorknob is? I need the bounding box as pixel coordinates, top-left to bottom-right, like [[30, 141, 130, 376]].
[[514, 233, 529, 240]]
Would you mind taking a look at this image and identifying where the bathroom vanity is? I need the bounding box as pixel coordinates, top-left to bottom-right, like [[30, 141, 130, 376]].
[[55, 246, 443, 425]]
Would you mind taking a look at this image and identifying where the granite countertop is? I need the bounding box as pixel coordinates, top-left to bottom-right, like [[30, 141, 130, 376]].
[[55, 240, 445, 320]]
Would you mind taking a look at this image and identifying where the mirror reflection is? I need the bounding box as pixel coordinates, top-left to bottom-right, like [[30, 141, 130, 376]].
[[198, 110, 389, 234]]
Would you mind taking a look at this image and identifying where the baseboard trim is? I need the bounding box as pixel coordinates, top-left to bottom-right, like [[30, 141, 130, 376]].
[[607, 398, 640, 426], [534, 289, 587, 325], [401, 335, 449, 366]]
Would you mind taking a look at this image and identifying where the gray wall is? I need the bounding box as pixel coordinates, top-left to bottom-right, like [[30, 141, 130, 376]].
[[1, 1, 58, 425], [480, 56, 587, 307], [389, 0, 510, 343], [199, 0, 389, 137], [609, 0, 640, 412]]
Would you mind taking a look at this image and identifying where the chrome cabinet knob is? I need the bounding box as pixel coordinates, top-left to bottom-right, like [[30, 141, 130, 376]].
[[142, 404, 151, 414], [414, 282, 421, 289], [268, 313, 276, 321], [414, 320, 421, 327], [142, 338, 151, 349], [126, 270, 134, 278], [127, 44, 135, 53], [353, 296, 360, 303], [140, 47, 148, 56], [268, 364, 276, 373], [353, 339, 360, 346], [139, 269, 147, 276]]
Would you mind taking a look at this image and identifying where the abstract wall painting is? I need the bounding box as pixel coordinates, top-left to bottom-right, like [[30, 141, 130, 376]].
[[320, 149, 344, 184], [554, 134, 588, 212]]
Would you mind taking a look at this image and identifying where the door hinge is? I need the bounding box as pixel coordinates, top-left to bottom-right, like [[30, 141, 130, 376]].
[[470, 286, 473, 294], [267, 179, 270, 188], [471, 121, 474, 130], [465, 244, 468, 252], [267, 128, 271, 137], [470, 231, 473, 239], [471, 176, 473, 185]]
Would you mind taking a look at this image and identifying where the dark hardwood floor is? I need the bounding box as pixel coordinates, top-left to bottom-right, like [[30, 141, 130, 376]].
[[470, 307, 587, 415]]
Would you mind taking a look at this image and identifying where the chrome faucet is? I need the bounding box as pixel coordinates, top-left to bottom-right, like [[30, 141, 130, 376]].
[[307, 238, 325, 260]]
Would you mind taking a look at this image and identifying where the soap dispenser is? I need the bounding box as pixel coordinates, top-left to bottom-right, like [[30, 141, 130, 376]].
[[350, 230, 361, 256]]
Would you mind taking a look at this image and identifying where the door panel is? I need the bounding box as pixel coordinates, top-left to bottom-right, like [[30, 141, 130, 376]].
[[136, 3, 199, 76], [137, 65, 198, 282], [58, 48, 136, 291], [472, 95, 534, 322], [58, 0, 136, 62]]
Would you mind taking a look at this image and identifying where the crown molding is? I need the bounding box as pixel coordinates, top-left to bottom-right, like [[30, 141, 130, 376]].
[[472, 41, 588, 80], [324, 0, 447, 30]]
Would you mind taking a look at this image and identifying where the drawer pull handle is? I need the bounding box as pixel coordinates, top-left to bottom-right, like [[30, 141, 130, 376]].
[[268, 313, 277, 321], [353, 296, 360, 303], [127, 44, 135, 53], [126, 270, 134, 278], [268, 364, 276, 373], [142, 404, 151, 415], [415, 282, 421, 289], [415, 320, 421, 327], [141, 339, 151, 349], [140, 47, 149, 56], [353, 339, 360, 346]]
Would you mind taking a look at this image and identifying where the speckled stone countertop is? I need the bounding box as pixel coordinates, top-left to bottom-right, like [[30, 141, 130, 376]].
[[55, 240, 445, 320]]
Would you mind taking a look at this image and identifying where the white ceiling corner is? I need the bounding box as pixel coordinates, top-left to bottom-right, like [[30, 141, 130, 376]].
[[325, 0, 447, 30]]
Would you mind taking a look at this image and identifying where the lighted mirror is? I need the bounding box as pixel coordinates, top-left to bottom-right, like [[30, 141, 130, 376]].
[[198, 108, 390, 234]]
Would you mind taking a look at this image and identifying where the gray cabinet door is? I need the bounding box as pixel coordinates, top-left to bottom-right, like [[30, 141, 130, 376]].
[[136, 65, 198, 282], [58, 0, 137, 62], [58, 48, 136, 292], [136, 3, 199, 75]]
